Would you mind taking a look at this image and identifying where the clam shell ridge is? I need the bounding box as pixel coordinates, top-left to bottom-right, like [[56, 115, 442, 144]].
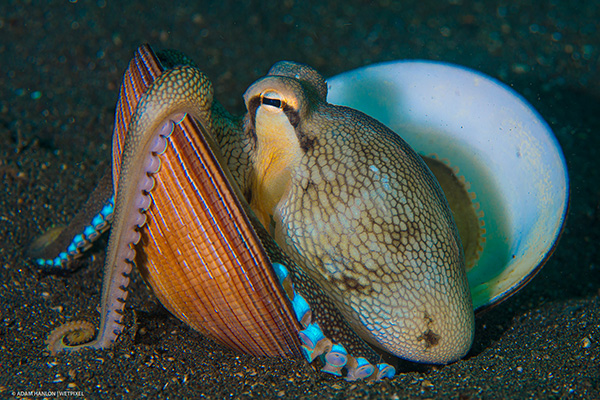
[[111, 45, 301, 357]]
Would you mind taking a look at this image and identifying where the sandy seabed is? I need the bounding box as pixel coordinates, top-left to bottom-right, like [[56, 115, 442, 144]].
[[1, 1, 599, 398]]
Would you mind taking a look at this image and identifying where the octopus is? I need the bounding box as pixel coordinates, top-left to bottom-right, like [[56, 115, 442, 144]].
[[32, 45, 475, 381]]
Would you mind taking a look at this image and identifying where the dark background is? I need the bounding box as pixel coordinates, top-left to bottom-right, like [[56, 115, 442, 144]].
[[1, 1, 598, 398]]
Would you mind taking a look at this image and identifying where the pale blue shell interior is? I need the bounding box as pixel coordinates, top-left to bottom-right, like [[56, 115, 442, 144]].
[[327, 61, 569, 311]]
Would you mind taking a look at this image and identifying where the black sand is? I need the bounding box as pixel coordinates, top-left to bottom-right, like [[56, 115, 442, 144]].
[[1, 1, 599, 398]]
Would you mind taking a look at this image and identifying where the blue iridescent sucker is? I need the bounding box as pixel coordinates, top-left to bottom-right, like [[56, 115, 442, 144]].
[[29, 171, 115, 268]]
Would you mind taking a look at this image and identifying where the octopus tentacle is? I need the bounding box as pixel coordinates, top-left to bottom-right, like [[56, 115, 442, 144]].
[[32, 49, 184, 270], [46, 321, 96, 355], [47, 66, 214, 353], [271, 261, 395, 380], [29, 170, 114, 268]]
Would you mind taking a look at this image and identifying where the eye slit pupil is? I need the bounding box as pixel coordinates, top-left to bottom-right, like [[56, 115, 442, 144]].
[[262, 96, 283, 109]]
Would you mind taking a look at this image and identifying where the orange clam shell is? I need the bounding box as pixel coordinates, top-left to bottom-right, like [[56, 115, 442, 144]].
[[111, 45, 301, 357]]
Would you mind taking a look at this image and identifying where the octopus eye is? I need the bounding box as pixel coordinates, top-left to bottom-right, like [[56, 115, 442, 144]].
[[261, 91, 284, 109]]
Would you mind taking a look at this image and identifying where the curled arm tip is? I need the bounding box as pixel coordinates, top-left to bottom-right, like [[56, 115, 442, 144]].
[[46, 320, 97, 355]]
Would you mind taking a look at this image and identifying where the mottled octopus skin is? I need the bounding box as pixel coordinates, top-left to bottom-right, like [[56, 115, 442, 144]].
[[44, 45, 474, 369], [244, 62, 474, 364]]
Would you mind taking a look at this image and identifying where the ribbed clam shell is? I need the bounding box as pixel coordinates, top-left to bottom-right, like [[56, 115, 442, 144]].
[[112, 45, 301, 357]]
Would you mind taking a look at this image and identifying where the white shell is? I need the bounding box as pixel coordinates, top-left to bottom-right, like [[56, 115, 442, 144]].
[[327, 61, 569, 311]]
